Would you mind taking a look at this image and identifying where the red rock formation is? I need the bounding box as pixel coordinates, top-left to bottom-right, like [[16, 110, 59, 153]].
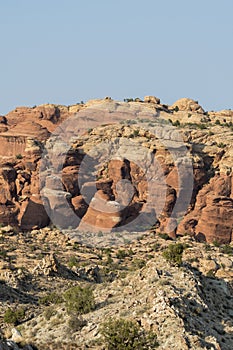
[[0, 100, 231, 244], [178, 175, 233, 243]]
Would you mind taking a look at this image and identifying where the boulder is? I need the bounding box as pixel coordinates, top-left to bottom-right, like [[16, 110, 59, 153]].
[[144, 96, 160, 104], [171, 98, 205, 113]]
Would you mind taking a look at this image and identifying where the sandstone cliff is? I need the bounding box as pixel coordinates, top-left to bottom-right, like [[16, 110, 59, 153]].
[[0, 97, 232, 244]]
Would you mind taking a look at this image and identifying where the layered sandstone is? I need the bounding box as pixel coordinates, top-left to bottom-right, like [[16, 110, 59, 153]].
[[0, 97, 232, 243]]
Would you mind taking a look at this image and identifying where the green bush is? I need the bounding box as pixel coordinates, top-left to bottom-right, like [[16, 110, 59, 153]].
[[221, 245, 233, 255], [63, 285, 95, 315], [116, 249, 133, 259], [162, 243, 184, 266], [212, 239, 221, 247], [133, 129, 140, 137], [131, 258, 146, 270], [39, 292, 63, 306], [217, 142, 226, 149], [0, 249, 7, 259], [158, 233, 171, 241], [172, 119, 180, 126], [100, 318, 159, 350], [4, 307, 25, 325], [68, 255, 79, 268], [152, 243, 160, 252], [16, 154, 23, 159], [197, 123, 207, 130]]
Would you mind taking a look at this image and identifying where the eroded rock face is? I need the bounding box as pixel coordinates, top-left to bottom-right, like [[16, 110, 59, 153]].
[[171, 98, 205, 113], [179, 175, 233, 243], [144, 95, 160, 104], [0, 99, 232, 243]]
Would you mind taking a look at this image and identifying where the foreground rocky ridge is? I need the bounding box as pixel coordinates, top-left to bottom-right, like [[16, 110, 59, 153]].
[[0, 226, 233, 349], [0, 96, 232, 243]]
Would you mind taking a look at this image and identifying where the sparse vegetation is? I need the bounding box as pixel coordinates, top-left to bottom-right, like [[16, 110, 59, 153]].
[[68, 315, 87, 332], [217, 142, 226, 148], [63, 285, 95, 315], [67, 255, 79, 268], [100, 318, 159, 350], [172, 119, 180, 126], [16, 153, 23, 159], [39, 292, 63, 306], [44, 306, 57, 320], [158, 233, 171, 241], [221, 245, 233, 255], [116, 249, 133, 259], [124, 98, 134, 103], [213, 240, 221, 247], [4, 307, 25, 325], [162, 243, 185, 266], [131, 258, 146, 270]]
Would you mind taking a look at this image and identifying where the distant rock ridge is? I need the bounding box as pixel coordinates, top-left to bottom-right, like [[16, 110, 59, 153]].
[[0, 96, 232, 243]]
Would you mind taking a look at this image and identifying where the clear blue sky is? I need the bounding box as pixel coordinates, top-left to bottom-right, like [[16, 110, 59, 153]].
[[1, 0, 233, 114]]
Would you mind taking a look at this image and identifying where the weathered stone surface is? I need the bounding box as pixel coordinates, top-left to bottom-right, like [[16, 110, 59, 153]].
[[18, 196, 50, 231], [170, 98, 205, 113], [179, 175, 233, 243], [144, 95, 160, 104], [0, 99, 232, 243]]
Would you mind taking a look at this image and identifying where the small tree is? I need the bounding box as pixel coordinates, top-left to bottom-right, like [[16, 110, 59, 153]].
[[4, 307, 25, 325], [100, 318, 159, 350], [162, 243, 184, 266], [63, 285, 95, 315]]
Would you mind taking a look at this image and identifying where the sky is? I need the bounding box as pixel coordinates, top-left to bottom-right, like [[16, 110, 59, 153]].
[[0, 0, 233, 114]]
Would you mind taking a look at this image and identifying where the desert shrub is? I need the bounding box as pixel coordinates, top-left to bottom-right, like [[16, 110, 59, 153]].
[[100, 318, 159, 350], [212, 239, 221, 247], [204, 243, 211, 251], [16, 154, 23, 159], [68, 255, 79, 268], [158, 233, 171, 241], [0, 249, 7, 259], [63, 285, 95, 315], [162, 243, 184, 266], [206, 270, 216, 278], [116, 249, 133, 259], [68, 315, 87, 332], [131, 258, 146, 270], [172, 119, 180, 126], [4, 307, 25, 325], [152, 243, 160, 251], [217, 142, 226, 149], [197, 123, 207, 130], [44, 306, 56, 320], [221, 245, 233, 255], [133, 129, 140, 137], [39, 292, 63, 305]]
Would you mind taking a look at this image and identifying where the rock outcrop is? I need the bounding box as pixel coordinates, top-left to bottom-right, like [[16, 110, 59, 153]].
[[170, 98, 205, 113], [0, 97, 232, 243]]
